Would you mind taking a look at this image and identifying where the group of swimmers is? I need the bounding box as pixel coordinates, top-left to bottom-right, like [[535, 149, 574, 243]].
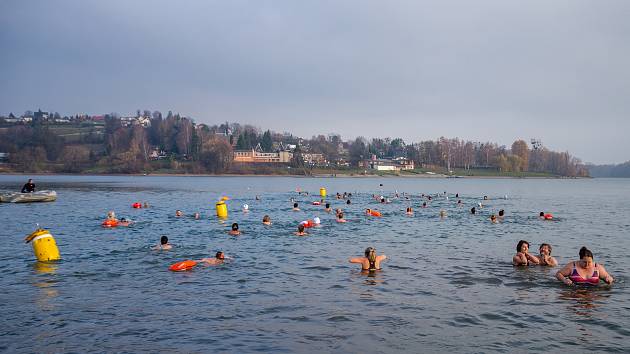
[[513, 240, 614, 286]]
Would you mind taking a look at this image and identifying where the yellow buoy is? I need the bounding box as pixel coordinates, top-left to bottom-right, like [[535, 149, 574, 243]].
[[320, 187, 327, 198], [25, 229, 60, 262], [216, 201, 228, 218]]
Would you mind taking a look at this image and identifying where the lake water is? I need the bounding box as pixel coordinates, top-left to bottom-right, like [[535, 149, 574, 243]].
[[0, 175, 628, 353]]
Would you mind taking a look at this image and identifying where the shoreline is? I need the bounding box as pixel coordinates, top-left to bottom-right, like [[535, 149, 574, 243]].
[[0, 171, 587, 179]]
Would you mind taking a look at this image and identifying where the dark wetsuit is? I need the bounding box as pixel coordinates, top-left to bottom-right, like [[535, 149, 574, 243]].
[[21, 182, 35, 193], [366, 259, 380, 272]]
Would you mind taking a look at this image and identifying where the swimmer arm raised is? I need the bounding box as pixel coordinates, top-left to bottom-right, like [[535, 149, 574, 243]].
[[348, 257, 364, 264]]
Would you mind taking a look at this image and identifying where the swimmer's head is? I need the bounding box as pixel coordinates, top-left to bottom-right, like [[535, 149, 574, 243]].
[[471, 207, 476, 214], [293, 202, 298, 208], [490, 215, 496, 221], [346, 199, 351, 204], [120, 218, 127, 222], [160, 235, 168, 245], [216, 251, 224, 260], [540, 243, 552, 255], [516, 240, 530, 253], [579, 246, 593, 260], [243, 204, 249, 210], [365, 247, 376, 262], [540, 212, 545, 217], [499, 209, 504, 216], [262, 215, 270, 223], [337, 212, 344, 219], [297, 224, 305, 232], [325, 203, 330, 208], [231, 223, 239, 231]]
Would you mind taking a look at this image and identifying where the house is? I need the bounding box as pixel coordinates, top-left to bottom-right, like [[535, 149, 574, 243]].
[[366, 156, 415, 171], [233, 149, 293, 163]]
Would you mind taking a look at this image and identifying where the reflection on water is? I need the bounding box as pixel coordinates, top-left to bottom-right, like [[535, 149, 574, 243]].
[[0, 175, 629, 353]]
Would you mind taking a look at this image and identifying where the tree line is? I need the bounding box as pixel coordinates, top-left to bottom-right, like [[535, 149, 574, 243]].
[[0, 111, 588, 176]]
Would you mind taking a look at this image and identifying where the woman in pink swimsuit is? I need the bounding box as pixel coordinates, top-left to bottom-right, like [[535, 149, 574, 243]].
[[556, 247, 614, 286]]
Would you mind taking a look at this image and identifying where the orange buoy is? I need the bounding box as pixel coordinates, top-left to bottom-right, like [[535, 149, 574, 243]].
[[301, 220, 314, 228], [544, 213, 553, 220], [169, 260, 198, 272], [132, 202, 142, 209], [102, 219, 119, 227], [370, 210, 382, 217]]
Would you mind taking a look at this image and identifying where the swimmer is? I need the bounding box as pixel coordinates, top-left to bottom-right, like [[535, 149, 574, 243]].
[[118, 217, 132, 227], [539, 212, 545, 219], [498, 209, 505, 219], [483, 195, 488, 200], [457, 199, 462, 206], [380, 196, 386, 203], [176, 210, 183, 217], [439, 210, 447, 219], [538, 243, 558, 267], [228, 222, 240, 236], [198, 251, 227, 265], [295, 224, 308, 236], [406, 207, 413, 216], [556, 247, 613, 285], [490, 214, 498, 224], [324, 203, 331, 213], [255, 195, 260, 200], [478, 202, 483, 208], [513, 240, 540, 266], [349, 247, 387, 271], [470, 207, 476, 214], [243, 204, 249, 213], [422, 202, 427, 208], [143, 202, 150, 208], [106, 211, 117, 222], [193, 212, 200, 220], [335, 208, 343, 217], [346, 199, 351, 205], [153, 235, 172, 250], [336, 212, 347, 223], [456, 193, 459, 198], [262, 215, 272, 225], [292, 202, 300, 211]]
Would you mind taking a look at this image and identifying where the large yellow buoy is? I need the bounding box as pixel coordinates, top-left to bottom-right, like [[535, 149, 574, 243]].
[[216, 201, 228, 218], [320, 187, 327, 198], [25, 228, 60, 262]]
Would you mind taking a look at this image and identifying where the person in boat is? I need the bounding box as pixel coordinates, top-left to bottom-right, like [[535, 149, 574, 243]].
[[21, 179, 35, 193], [513, 240, 540, 266], [349, 247, 387, 271], [538, 243, 558, 267], [153, 235, 172, 250], [556, 247, 613, 285], [199, 251, 226, 265]]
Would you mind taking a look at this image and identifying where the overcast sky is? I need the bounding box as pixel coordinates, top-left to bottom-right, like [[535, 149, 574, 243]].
[[1, 0, 629, 164]]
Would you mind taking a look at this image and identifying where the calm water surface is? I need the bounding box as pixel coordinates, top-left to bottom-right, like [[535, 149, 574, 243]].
[[0, 175, 629, 353]]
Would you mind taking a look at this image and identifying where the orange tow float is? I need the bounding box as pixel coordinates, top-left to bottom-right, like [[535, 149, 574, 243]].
[[169, 260, 198, 272]]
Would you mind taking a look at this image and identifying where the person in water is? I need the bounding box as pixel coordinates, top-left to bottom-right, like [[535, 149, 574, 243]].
[[153, 235, 172, 250], [422, 202, 427, 208], [490, 214, 498, 224], [556, 247, 614, 286], [406, 207, 413, 216], [292, 202, 300, 211], [143, 202, 150, 208], [336, 212, 347, 223], [243, 204, 249, 213], [538, 243, 558, 267], [21, 179, 35, 193], [470, 207, 476, 214], [118, 217, 132, 227], [349, 247, 387, 271], [324, 203, 331, 213], [199, 251, 227, 265], [498, 209, 505, 220], [262, 215, 272, 225], [539, 212, 545, 219], [176, 210, 183, 217], [228, 223, 240, 236], [513, 240, 540, 266], [295, 224, 307, 236], [439, 210, 447, 219], [346, 199, 351, 205], [106, 211, 118, 222]]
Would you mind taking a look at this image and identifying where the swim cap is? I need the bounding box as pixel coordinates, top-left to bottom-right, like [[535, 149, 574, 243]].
[[243, 204, 249, 210], [313, 217, 320, 224]]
